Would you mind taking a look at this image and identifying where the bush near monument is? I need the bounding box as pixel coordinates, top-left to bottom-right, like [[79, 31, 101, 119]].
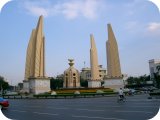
[[52, 88, 113, 94], [150, 92, 160, 96], [150, 90, 160, 96], [50, 78, 63, 90], [33, 88, 115, 97]]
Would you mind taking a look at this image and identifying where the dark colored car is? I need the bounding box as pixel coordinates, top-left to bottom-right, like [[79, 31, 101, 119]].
[[0, 97, 9, 109]]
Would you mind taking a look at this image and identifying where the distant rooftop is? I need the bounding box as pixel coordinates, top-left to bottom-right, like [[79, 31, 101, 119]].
[[149, 59, 160, 64]]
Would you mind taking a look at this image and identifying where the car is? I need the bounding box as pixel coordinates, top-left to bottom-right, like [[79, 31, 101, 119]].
[[0, 97, 9, 109]]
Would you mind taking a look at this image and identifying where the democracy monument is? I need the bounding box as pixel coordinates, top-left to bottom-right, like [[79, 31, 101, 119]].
[[23, 15, 124, 94], [23, 16, 50, 94], [103, 24, 124, 89]]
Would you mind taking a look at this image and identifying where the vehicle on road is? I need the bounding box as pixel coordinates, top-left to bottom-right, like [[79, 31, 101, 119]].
[[0, 97, 9, 109], [117, 95, 126, 102], [117, 88, 126, 102]]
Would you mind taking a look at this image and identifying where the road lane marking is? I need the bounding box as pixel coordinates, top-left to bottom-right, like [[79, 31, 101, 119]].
[[11, 110, 27, 113], [127, 99, 160, 102], [24, 106, 41, 108], [131, 103, 159, 104], [33, 112, 59, 116], [93, 105, 158, 108], [11, 105, 19, 106], [116, 110, 153, 114], [130, 106, 157, 108], [76, 108, 105, 112], [47, 107, 69, 109], [72, 115, 126, 120]]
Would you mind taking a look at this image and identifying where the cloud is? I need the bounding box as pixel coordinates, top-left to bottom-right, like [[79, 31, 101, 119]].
[[146, 22, 160, 36], [147, 22, 160, 31], [22, 0, 105, 20], [124, 21, 160, 39], [25, 6, 49, 17], [60, 1, 82, 19], [23, 0, 50, 17]]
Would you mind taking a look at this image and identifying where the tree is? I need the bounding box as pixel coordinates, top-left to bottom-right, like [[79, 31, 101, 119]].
[[126, 75, 151, 88], [50, 78, 63, 90], [126, 77, 135, 85], [156, 65, 160, 72], [0, 76, 9, 91], [80, 78, 88, 87], [154, 65, 160, 88]]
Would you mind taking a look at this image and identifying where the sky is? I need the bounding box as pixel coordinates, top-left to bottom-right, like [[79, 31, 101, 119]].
[[0, 0, 160, 85]]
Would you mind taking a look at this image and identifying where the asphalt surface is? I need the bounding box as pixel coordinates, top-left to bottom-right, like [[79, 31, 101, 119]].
[[2, 94, 160, 120]]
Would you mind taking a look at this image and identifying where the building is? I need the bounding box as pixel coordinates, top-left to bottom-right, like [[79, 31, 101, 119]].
[[23, 15, 50, 94], [63, 59, 80, 88], [149, 59, 160, 81], [80, 65, 107, 80]]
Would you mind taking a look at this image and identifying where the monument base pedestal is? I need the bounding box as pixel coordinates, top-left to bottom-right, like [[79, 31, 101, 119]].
[[88, 80, 101, 88], [103, 78, 124, 91], [29, 78, 51, 95], [23, 77, 51, 95]]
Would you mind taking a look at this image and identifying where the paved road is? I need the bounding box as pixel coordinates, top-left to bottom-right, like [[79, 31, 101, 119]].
[[2, 94, 160, 120]]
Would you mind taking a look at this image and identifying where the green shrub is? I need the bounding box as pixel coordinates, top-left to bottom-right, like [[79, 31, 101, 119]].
[[150, 92, 160, 96]]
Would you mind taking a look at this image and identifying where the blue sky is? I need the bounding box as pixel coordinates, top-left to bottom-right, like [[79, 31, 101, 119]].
[[0, 0, 160, 85]]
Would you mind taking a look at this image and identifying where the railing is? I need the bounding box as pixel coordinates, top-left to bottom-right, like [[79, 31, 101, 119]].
[[2, 95, 29, 99], [33, 92, 116, 99], [2, 92, 116, 99]]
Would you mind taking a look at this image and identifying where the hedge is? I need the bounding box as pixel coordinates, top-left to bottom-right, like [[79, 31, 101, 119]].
[[150, 92, 160, 96], [33, 92, 116, 98], [51, 88, 113, 94]]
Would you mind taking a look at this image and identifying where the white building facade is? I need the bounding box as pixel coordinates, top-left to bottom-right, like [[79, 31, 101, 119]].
[[149, 59, 160, 80], [80, 65, 107, 81]]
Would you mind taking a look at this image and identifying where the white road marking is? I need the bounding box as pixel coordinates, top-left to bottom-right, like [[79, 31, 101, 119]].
[[11, 110, 27, 113], [127, 99, 160, 102], [105, 106, 121, 108], [11, 105, 19, 106], [47, 107, 69, 109], [116, 110, 153, 114], [129, 106, 157, 108], [96, 105, 157, 108], [24, 106, 41, 108], [72, 115, 126, 120], [131, 103, 157, 104], [33, 112, 59, 116], [76, 108, 105, 112]]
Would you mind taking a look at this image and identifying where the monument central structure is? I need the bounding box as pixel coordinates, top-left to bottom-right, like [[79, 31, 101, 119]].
[[104, 24, 124, 90], [63, 59, 80, 88], [23, 15, 50, 94]]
